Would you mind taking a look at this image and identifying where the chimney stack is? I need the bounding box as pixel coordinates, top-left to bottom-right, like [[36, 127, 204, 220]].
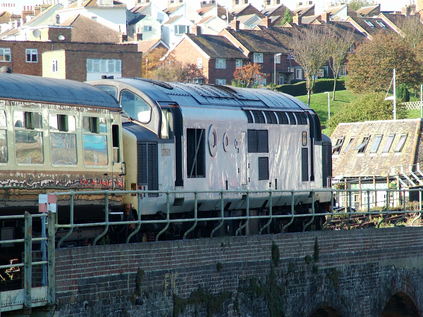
[[292, 14, 301, 25], [321, 12, 329, 23], [191, 25, 202, 35], [262, 17, 271, 28], [230, 18, 240, 30]]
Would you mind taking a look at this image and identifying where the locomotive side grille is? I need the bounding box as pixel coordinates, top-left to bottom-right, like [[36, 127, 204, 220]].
[[148, 143, 158, 191], [137, 142, 159, 192]]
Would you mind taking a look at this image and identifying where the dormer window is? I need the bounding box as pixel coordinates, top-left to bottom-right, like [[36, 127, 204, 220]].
[[364, 20, 374, 28], [332, 137, 344, 155], [395, 134, 407, 152], [357, 136, 370, 153]]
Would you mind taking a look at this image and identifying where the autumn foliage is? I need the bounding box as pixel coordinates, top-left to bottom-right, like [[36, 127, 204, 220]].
[[233, 63, 266, 87], [347, 33, 423, 93]]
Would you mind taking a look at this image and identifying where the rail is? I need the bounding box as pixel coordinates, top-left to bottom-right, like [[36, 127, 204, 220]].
[[0, 212, 56, 313], [47, 187, 423, 247]]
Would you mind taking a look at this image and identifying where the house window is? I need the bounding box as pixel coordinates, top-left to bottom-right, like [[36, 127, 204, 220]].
[[295, 68, 303, 80], [253, 53, 263, 63], [0, 48, 11, 62], [357, 136, 370, 153], [197, 57, 202, 69], [375, 20, 386, 28], [394, 134, 407, 152], [343, 137, 354, 153], [382, 134, 395, 153], [215, 58, 226, 69], [87, 59, 121, 73], [187, 128, 206, 178], [369, 135, 382, 153], [52, 59, 58, 72], [235, 59, 243, 68], [274, 54, 281, 64], [364, 20, 374, 28], [332, 137, 345, 155], [143, 25, 152, 31], [215, 78, 226, 85], [25, 48, 38, 63], [174, 25, 189, 35]]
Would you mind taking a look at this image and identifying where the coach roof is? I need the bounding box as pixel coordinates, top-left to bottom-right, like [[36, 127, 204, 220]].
[[0, 73, 119, 109], [96, 78, 309, 111]]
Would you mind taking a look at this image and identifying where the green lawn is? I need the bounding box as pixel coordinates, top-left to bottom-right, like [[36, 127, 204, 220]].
[[297, 90, 422, 134], [297, 90, 358, 128]]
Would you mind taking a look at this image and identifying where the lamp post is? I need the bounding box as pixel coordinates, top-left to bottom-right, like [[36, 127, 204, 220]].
[[325, 91, 331, 121], [274, 53, 282, 85], [420, 84, 423, 118]]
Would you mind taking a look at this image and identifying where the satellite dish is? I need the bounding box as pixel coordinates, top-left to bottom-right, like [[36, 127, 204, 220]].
[[58, 34, 65, 41], [32, 29, 41, 38]]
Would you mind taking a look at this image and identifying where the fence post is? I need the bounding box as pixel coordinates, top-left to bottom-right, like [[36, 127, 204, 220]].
[[48, 211, 56, 305], [24, 211, 32, 309]]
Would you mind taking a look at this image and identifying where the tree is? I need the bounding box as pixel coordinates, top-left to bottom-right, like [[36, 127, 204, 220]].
[[280, 9, 292, 25], [148, 53, 204, 83], [326, 27, 356, 101], [289, 26, 332, 105], [399, 17, 423, 62], [347, 33, 423, 93], [347, 0, 375, 11], [327, 92, 406, 133], [142, 47, 168, 79], [233, 63, 266, 88]]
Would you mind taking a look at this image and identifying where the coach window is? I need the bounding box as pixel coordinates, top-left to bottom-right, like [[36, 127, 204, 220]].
[[120, 90, 151, 123], [187, 128, 205, 178], [49, 114, 77, 165], [14, 111, 44, 164], [82, 116, 108, 166], [0, 110, 7, 163]]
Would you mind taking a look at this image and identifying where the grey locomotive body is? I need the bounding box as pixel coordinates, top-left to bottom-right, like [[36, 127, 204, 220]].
[[90, 78, 332, 219]]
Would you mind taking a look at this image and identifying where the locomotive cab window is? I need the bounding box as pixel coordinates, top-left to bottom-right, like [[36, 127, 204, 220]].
[[0, 110, 7, 163], [82, 116, 108, 166], [120, 90, 151, 123], [14, 111, 43, 164], [187, 128, 205, 178], [49, 114, 77, 166], [160, 109, 174, 139]]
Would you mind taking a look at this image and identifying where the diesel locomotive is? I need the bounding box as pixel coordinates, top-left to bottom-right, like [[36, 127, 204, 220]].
[[0, 74, 332, 240]]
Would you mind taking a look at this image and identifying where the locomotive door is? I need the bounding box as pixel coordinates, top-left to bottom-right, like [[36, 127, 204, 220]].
[[238, 131, 248, 186]]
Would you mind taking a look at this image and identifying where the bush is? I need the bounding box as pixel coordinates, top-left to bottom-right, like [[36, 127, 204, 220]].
[[276, 78, 346, 96]]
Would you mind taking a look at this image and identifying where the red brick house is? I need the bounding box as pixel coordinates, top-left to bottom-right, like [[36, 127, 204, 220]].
[[0, 40, 141, 81], [170, 28, 248, 85]]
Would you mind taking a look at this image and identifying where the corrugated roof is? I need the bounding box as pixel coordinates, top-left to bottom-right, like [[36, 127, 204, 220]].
[[0, 73, 119, 109], [97, 78, 309, 111]]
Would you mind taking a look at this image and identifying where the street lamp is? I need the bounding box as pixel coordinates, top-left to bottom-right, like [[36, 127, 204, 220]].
[[325, 91, 331, 121], [274, 53, 282, 85]]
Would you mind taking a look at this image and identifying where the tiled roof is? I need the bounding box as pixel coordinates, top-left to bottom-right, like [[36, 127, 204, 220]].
[[225, 27, 291, 53], [61, 14, 121, 43], [294, 4, 314, 17], [164, 15, 182, 25], [356, 4, 380, 17], [0, 11, 12, 24], [261, 4, 291, 17], [231, 4, 264, 18], [331, 119, 421, 177], [164, 4, 183, 15], [349, 16, 394, 35], [138, 38, 167, 54], [186, 33, 246, 58]]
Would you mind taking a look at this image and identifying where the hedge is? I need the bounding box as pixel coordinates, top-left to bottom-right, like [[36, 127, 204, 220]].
[[276, 78, 346, 96]]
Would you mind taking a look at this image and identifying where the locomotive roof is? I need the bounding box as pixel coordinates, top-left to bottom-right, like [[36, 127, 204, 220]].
[[0, 73, 119, 109], [97, 78, 310, 111]]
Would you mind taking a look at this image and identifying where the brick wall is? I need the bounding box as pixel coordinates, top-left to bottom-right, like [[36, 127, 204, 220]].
[[0, 40, 141, 80], [54, 227, 423, 316]]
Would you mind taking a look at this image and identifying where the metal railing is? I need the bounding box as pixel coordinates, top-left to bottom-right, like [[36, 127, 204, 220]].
[[48, 187, 423, 247], [0, 212, 56, 312]]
